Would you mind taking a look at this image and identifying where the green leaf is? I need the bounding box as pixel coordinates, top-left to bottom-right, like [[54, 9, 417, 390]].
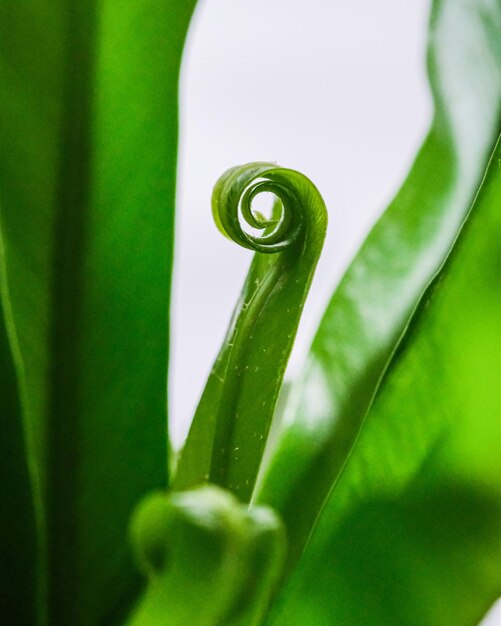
[[0, 1, 196, 623], [256, 0, 501, 569], [268, 135, 501, 625], [174, 163, 327, 501], [128, 486, 285, 626], [0, 230, 38, 623]]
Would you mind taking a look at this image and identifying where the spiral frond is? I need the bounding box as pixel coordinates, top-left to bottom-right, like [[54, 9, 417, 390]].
[[175, 161, 327, 501], [212, 162, 325, 254]]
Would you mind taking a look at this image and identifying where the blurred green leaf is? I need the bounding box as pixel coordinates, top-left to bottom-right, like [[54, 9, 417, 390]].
[[0, 230, 38, 623], [256, 0, 501, 571], [0, 1, 196, 623], [268, 135, 501, 625], [127, 486, 285, 626]]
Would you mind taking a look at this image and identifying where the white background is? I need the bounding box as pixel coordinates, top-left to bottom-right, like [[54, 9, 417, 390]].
[[170, 2, 500, 622]]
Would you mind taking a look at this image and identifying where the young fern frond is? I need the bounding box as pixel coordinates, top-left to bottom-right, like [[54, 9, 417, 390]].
[[174, 163, 327, 501]]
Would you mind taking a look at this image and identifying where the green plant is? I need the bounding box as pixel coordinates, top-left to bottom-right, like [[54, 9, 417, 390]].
[[1, 1, 500, 625]]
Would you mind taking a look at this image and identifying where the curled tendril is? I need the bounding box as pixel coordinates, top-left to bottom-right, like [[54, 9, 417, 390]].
[[212, 163, 309, 253], [175, 161, 327, 501]]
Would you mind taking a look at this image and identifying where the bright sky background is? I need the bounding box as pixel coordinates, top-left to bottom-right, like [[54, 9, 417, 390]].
[[170, 3, 500, 619]]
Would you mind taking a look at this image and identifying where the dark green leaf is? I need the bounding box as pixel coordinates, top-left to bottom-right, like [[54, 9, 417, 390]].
[[0, 1, 196, 622], [0, 232, 38, 624]]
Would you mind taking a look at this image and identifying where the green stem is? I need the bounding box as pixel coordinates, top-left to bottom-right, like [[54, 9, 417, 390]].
[[174, 163, 327, 501]]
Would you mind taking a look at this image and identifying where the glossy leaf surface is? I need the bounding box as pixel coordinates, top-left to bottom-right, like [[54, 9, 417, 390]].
[[256, 0, 501, 569], [174, 164, 327, 501], [0, 1, 196, 623], [270, 135, 501, 625]]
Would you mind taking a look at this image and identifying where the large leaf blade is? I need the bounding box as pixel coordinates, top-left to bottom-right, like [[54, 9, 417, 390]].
[[0, 1, 196, 622], [269, 135, 501, 625], [256, 0, 501, 568]]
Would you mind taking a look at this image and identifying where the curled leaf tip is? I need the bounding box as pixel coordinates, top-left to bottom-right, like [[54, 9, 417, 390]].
[[175, 161, 327, 502], [212, 162, 326, 254]]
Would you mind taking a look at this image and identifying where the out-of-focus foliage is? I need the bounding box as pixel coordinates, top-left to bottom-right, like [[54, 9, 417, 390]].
[[0, 1, 196, 623], [128, 486, 285, 626], [0, 237, 37, 623], [174, 164, 327, 502], [1, 0, 500, 625]]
